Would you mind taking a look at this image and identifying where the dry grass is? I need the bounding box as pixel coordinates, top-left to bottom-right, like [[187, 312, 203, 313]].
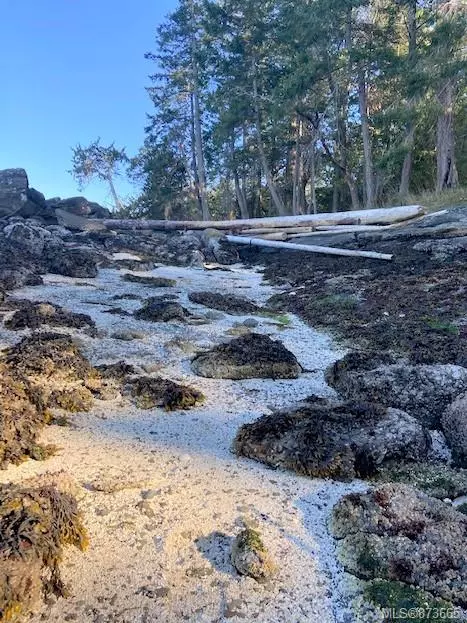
[[393, 187, 467, 212]]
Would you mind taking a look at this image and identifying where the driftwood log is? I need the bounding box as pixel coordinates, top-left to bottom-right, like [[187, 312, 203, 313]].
[[93, 205, 424, 232], [224, 235, 394, 261]]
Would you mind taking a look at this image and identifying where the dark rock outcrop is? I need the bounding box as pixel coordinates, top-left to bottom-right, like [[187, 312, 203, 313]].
[[192, 333, 302, 379], [331, 483, 467, 606], [234, 397, 430, 480], [326, 351, 467, 428], [0, 168, 28, 218], [44, 246, 98, 278]]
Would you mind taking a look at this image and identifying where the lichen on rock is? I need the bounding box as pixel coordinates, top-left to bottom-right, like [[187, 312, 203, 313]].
[[191, 333, 302, 379]]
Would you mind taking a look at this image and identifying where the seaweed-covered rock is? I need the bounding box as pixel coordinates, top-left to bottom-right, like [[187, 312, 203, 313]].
[[4, 300, 97, 336], [122, 273, 176, 287], [45, 246, 98, 278], [134, 301, 191, 323], [374, 462, 467, 500], [326, 351, 467, 428], [192, 333, 302, 380], [331, 483, 467, 606], [48, 387, 94, 413], [441, 393, 467, 468], [0, 473, 88, 622], [2, 332, 112, 410], [0, 364, 47, 467], [231, 528, 276, 582], [126, 376, 205, 411], [4, 333, 95, 382], [96, 361, 137, 381], [188, 291, 261, 315], [234, 398, 430, 480]]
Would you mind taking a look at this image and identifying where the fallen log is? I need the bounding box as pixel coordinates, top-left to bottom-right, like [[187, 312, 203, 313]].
[[94, 205, 424, 232], [224, 235, 393, 261]]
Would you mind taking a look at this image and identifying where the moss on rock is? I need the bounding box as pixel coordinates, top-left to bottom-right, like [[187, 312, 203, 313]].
[[231, 528, 276, 582], [375, 462, 467, 500]]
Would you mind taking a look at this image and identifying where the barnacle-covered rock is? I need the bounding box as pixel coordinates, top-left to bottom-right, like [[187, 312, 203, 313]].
[[191, 333, 302, 380], [231, 528, 276, 582], [126, 376, 205, 411], [0, 473, 88, 622], [331, 483, 467, 606], [326, 351, 467, 428]]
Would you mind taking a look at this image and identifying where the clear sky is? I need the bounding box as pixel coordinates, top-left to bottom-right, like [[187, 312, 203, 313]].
[[0, 0, 177, 208]]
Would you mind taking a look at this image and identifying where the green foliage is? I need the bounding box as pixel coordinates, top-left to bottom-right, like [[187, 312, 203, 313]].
[[134, 0, 466, 218]]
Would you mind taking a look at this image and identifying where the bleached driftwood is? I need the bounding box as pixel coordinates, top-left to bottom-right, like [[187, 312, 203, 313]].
[[224, 235, 393, 260], [95, 205, 424, 232]]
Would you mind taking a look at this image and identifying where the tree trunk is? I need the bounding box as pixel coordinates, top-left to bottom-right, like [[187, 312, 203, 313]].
[[107, 175, 124, 212], [399, 0, 417, 198], [231, 136, 249, 218], [189, 93, 203, 214], [436, 78, 459, 191], [308, 128, 318, 214], [292, 118, 304, 215], [358, 69, 375, 209], [252, 62, 287, 216], [189, 0, 210, 220]]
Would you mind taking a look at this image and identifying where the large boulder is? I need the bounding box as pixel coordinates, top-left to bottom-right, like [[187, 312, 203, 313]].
[[47, 196, 111, 219], [44, 246, 98, 278], [192, 333, 302, 379], [326, 351, 467, 428], [234, 397, 430, 480], [331, 483, 467, 606], [3, 221, 52, 256], [0, 168, 28, 218], [441, 393, 467, 467]]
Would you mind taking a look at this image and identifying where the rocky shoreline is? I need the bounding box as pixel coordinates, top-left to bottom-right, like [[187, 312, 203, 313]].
[[0, 168, 466, 622]]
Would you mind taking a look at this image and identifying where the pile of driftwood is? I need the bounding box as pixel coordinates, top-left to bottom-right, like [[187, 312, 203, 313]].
[[89, 205, 425, 262]]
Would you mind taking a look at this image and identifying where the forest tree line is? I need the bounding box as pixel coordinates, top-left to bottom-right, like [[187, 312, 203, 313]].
[[76, 0, 466, 220]]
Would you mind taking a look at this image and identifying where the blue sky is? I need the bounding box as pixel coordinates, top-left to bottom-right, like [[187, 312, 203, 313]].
[[0, 0, 176, 207]]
